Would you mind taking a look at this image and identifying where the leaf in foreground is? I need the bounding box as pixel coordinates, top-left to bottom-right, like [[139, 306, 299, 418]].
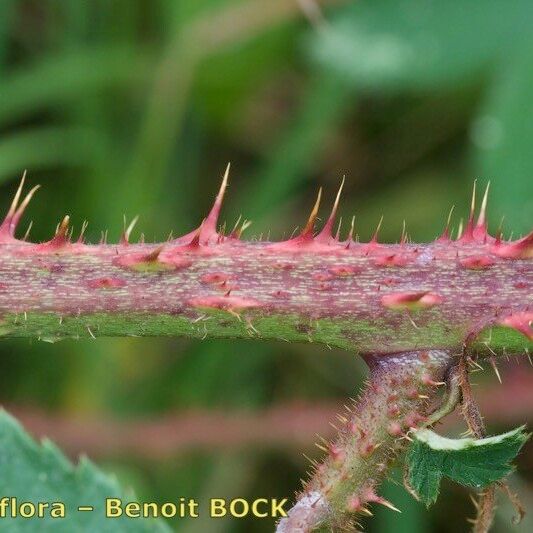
[[406, 426, 530, 507], [0, 409, 170, 532]]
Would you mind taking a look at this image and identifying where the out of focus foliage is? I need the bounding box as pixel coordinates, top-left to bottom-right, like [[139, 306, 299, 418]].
[[0, 1, 531, 532], [0, 411, 170, 532]]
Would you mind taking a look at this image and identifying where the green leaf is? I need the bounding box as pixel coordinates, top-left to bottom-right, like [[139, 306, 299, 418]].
[[0, 410, 170, 532], [237, 71, 352, 221], [0, 47, 151, 127], [0, 127, 105, 185], [309, 0, 533, 91], [472, 41, 533, 233], [406, 426, 530, 507]]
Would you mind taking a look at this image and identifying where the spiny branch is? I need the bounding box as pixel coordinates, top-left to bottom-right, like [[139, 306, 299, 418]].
[[0, 170, 530, 353], [0, 170, 530, 532], [277, 350, 453, 532]]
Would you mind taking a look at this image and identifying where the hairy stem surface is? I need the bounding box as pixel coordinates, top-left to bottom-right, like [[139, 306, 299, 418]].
[[0, 177, 530, 533], [277, 350, 454, 532], [0, 240, 530, 357]]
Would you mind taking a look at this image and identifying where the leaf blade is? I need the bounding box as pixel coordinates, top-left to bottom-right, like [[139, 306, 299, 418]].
[[0, 410, 170, 532], [407, 426, 530, 507]]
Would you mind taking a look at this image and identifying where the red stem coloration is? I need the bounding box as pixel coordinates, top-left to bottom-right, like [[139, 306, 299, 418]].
[[0, 174, 530, 353], [0, 173, 530, 531]]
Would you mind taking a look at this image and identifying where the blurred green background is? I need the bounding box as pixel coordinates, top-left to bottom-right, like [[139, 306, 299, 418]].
[[0, 1, 532, 531]]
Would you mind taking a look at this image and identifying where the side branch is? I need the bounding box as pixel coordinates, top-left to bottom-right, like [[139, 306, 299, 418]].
[[0, 175, 529, 533], [277, 350, 454, 532]]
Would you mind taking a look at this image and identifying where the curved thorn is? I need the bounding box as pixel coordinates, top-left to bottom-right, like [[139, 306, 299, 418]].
[[301, 187, 322, 237], [144, 245, 164, 262], [370, 215, 384, 243], [229, 215, 242, 237], [22, 221, 33, 242], [11, 185, 40, 235], [476, 181, 490, 229], [237, 219, 252, 239], [456, 218, 464, 240], [495, 216, 505, 244], [493, 229, 533, 258], [400, 220, 407, 245], [376, 498, 402, 513], [6, 170, 27, 220], [335, 216, 343, 241], [189, 220, 204, 247], [489, 356, 502, 384], [203, 163, 230, 240], [57, 215, 70, 236], [121, 215, 139, 245], [48, 215, 70, 246], [316, 176, 345, 241], [438, 205, 455, 241], [470, 179, 477, 220], [78, 220, 89, 243], [1, 171, 29, 238], [462, 180, 477, 241], [346, 215, 356, 248]]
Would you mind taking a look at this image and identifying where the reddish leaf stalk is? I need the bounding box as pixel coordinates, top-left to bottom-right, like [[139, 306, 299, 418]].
[[277, 350, 453, 532]]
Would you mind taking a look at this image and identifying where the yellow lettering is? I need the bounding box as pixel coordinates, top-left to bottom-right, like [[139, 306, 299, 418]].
[[106, 498, 123, 517], [230, 499, 249, 517], [188, 499, 199, 518], [143, 502, 158, 517], [125, 502, 140, 518], [210, 499, 227, 517], [37, 503, 49, 517], [161, 503, 177, 518], [252, 498, 269, 518], [50, 503, 65, 518], [20, 503, 35, 518], [271, 498, 288, 517]]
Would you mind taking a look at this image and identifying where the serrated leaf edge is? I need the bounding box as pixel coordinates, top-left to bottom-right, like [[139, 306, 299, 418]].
[[413, 425, 530, 451]]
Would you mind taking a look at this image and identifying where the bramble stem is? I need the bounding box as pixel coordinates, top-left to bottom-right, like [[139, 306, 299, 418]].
[[0, 241, 530, 359], [0, 177, 530, 532], [277, 350, 454, 532]]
